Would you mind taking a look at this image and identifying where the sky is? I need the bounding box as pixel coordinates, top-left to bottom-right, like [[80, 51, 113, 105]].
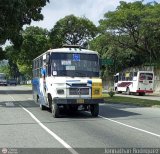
[[31, 0, 160, 30]]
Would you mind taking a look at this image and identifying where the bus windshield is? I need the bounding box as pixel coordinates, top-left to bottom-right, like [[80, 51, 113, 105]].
[[139, 73, 153, 80], [51, 52, 99, 77]]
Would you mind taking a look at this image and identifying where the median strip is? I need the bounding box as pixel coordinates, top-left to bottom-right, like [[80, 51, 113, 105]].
[[103, 94, 160, 107]]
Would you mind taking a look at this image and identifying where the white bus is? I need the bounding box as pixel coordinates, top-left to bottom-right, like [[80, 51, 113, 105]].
[[0, 73, 7, 86], [114, 70, 154, 96], [32, 45, 103, 118]]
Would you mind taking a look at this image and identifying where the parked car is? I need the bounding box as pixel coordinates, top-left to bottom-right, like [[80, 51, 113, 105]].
[[0, 73, 7, 86], [8, 79, 17, 85], [0, 79, 7, 86]]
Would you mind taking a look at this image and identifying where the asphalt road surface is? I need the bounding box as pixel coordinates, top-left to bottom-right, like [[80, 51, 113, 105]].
[[0, 86, 160, 154]]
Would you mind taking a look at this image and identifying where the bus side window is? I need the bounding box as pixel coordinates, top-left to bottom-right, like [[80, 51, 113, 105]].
[[139, 73, 145, 80], [134, 72, 137, 76], [48, 64, 51, 76], [122, 73, 125, 81], [133, 72, 137, 80], [46, 65, 48, 76], [40, 57, 43, 68], [119, 73, 122, 81], [129, 72, 133, 81], [37, 59, 39, 68], [34, 70, 36, 78], [147, 73, 153, 80]]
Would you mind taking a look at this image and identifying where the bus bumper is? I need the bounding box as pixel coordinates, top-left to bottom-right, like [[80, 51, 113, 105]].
[[53, 98, 104, 105], [136, 90, 153, 93]]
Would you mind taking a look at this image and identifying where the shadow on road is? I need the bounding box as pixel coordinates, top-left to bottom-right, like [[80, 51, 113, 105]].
[[0, 100, 141, 119], [99, 104, 141, 118]]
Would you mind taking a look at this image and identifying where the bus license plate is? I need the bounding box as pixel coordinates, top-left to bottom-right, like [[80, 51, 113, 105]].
[[77, 99, 84, 104]]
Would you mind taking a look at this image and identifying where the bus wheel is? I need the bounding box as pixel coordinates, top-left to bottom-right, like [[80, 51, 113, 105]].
[[36, 95, 39, 103], [40, 104, 46, 110], [52, 103, 59, 118], [48, 94, 52, 109], [90, 104, 99, 117], [139, 92, 145, 96], [126, 88, 130, 95]]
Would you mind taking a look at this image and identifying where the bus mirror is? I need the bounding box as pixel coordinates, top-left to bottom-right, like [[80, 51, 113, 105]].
[[46, 54, 50, 64]]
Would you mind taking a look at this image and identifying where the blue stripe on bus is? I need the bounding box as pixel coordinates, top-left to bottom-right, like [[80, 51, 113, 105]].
[[66, 80, 81, 82], [32, 78, 47, 105], [32, 78, 41, 99]]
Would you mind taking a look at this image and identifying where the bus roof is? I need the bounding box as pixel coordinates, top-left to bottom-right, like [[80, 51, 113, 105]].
[[33, 47, 99, 60], [48, 47, 98, 54], [115, 70, 154, 76]]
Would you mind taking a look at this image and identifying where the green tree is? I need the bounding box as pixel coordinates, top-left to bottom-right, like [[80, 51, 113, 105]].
[[19, 26, 50, 65], [5, 26, 50, 79], [90, 34, 139, 79], [0, 47, 6, 60], [0, 0, 49, 47], [49, 15, 98, 48], [17, 63, 32, 80], [0, 65, 10, 79], [5, 46, 20, 78], [99, 1, 160, 65]]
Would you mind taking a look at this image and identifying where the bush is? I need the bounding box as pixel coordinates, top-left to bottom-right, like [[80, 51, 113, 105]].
[[108, 88, 115, 97]]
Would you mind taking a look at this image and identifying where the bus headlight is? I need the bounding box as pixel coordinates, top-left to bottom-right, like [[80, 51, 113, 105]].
[[57, 89, 64, 95]]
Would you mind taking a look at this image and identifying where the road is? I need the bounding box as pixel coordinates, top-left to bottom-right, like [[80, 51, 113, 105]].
[[0, 86, 160, 154]]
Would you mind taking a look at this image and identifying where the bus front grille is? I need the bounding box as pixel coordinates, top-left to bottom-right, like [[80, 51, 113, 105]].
[[69, 88, 89, 95]]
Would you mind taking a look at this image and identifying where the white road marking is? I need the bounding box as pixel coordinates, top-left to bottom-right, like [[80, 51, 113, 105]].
[[5, 102, 14, 107], [85, 107, 160, 138], [8, 94, 160, 149], [9, 95, 78, 154], [99, 115, 160, 138]]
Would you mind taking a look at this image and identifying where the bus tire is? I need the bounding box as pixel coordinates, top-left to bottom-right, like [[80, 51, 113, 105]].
[[90, 104, 99, 117], [52, 103, 59, 118], [126, 87, 130, 95], [40, 104, 46, 110], [48, 94, 52, 109], [139, 92, 145, 96]]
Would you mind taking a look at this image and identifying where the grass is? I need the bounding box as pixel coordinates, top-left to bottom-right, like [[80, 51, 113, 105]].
[[103, 94, 160, 107]]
